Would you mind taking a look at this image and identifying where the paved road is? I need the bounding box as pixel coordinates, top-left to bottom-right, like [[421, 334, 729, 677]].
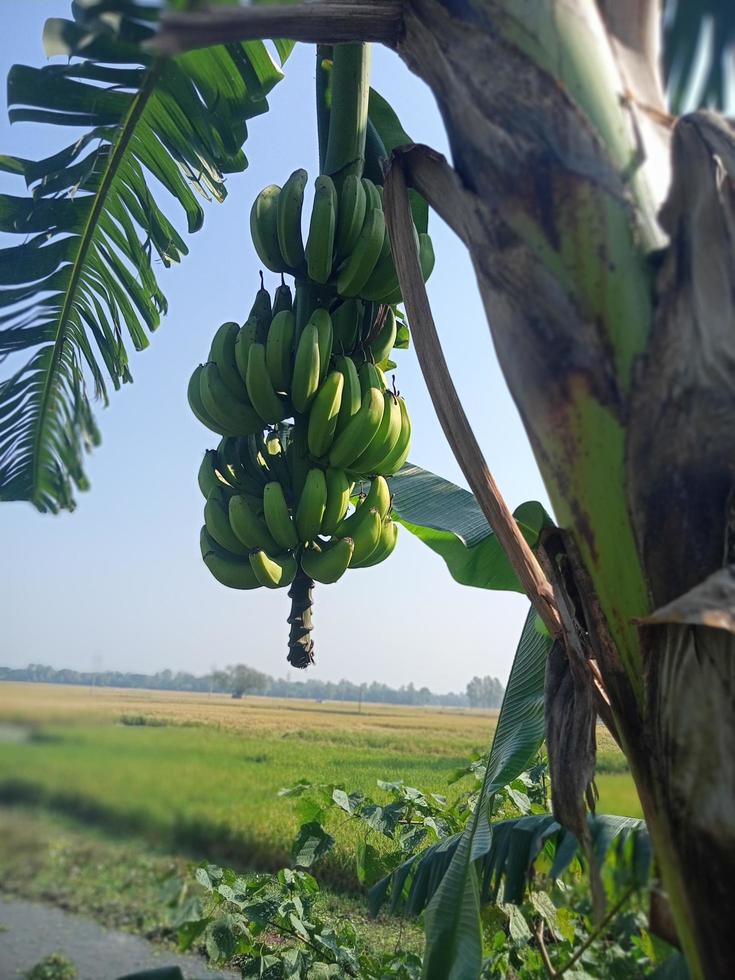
[[0, 896, 237, 980]]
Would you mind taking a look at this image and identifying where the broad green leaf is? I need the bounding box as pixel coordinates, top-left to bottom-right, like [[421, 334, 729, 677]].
[[292, 820, 335, 868], [0, 1, 292, 512], [389, 464, 553, 593]]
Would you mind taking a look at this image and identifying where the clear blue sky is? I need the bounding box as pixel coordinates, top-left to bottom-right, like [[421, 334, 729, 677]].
[[0, 3, 551, 692]]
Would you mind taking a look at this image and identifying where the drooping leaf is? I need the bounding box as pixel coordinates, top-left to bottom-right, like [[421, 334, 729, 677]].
[[0, 0, 291, 512], [389, 464, 553, 593], [292, 820, 335, 868]]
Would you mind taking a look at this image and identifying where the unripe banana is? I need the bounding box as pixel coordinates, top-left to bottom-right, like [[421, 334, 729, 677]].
[[249, 549, 298, 589], [250, 184, 286, 273], [210, 322, 249, 402], [263, 432, 293, 497], [188, 365, 233, 436], [229, 493, 279, 553], [198, 450, 229, 499], [347, 506, 382, 565], [334, 355, 361, 433], [358, 361, 386, 394], [349, 391, 401, 474], [277, 168, 307, 270], [336, 208, 385, 297], [295, 468, 327, 543], [361, 178, 382, 212], [262, 481, 299, 551], [249, 278, 273, 340], [301, 537, 354, 584], [200, 363, 263, 436], [360, 301, 378, 346], [367, 308, 397, 365], [245, 343, 290, 423], [217, 438, 263, 496], [335, 475, 391, 536], [200, 527, 261, 590], [350, 518, 398, 569], [204, 487, 250, 556], [307, 371, 344, 458], [370, 395, 411, 474], [235, 318, 258, 384], [331, 298, 362, 354], [238, 435, 270, 488], [305, 175, 337, 284], [321, 467, 353, 536], [272, 277, 293, 317], [291, 321, 321, 413], [286, 421, 311, 501], [328, 387, 384, 468], [265, 310, 295, 393], [360, 232, 398, 303], [335, 174, 367, 261], [310, 308, 333, 379]]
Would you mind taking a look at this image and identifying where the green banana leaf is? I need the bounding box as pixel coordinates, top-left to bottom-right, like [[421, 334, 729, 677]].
[[389, 464, 553, 593], [0, 0, 291, 513]]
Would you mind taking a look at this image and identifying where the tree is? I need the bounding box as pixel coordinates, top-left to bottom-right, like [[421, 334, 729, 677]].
[[225, 664, 268, 700], [1, 2, 733, 977], [466, 676, 504, 709]]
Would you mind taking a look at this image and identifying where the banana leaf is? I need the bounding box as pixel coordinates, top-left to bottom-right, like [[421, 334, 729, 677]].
[[0, 0, 291, 512], [663, 0, 735, 112], [389, 464, 554, 593]]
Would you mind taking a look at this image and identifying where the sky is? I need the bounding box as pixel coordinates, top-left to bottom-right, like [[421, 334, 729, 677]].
[[0, 3, 552, 693]]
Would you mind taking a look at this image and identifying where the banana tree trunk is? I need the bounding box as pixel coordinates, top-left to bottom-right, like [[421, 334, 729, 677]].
[[156, 2, 735, 975], [392, 3, 735, 976]]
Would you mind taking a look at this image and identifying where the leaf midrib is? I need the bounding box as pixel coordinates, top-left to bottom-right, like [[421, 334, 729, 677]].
[[30, 59, 165, 504]]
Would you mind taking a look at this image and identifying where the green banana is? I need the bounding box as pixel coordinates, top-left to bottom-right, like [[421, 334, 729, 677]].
[[336, 208, 386, 297], [249, 276, 273, 340], [198, 450, 228, 499], [321, 467, 353, 536], [328, 386, 384, 468], [286, 421, 311, 501], [351, 518, 398, 568], [335, 174, 367, 261], [263, 481, 299, 550], [265, 310, 295, 393], [291, 321, 321, 413], [200, 362, 263, 436], [370, 395, 411, 474], [346, 506, 382, 565], [245, 343, 289, 423], [360, 301, 377, 345], [331, 298, 361, 354], [250, 184, 286, 273], [305, 175, 337, 284], [358, 361, 386, 394], [188, 365, 234, 436], [263, 432, 293, 496], [295, 468, 327, 543], [272, 277, 293, 316], [217, 438, 263, 495], [209, 321, 248, 401], [349, 391, 401, 474], [200, 527, 261, 590], [307, 371, 344, 458], [367, 308, 397, 364], [334, 355, 362, 433], [237, 436, 270, 488], [277, 168, 307, 270], [229, 493, 279, 553], [235, 318, 258, 384], [360, 231, 398, 302], [361, 178, 382, 212], [301, 537, 354, 584], [204, 488, 250, 556], [249, 549, 298, 589], [310, 308, 333, 379], [335, 475, 390, 535]]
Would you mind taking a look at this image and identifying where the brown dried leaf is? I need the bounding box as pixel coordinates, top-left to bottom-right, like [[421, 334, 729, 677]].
[[637, 566, 735, 634]]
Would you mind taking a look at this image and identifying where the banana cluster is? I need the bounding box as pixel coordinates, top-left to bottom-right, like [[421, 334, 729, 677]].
[[190, 168, 427, 656], [250, 170, 434, 303], [198, 432, 397, 591]]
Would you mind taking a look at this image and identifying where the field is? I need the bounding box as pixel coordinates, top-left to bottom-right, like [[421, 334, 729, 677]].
[[0, 682, 640, 950]]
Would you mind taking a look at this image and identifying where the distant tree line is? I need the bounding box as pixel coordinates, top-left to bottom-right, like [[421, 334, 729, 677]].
[[0, 662, 505, 708]]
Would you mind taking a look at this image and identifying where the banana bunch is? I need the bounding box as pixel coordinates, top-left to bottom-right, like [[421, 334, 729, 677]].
[[199, 432, 398, 590], [250, 170, 434, 306]]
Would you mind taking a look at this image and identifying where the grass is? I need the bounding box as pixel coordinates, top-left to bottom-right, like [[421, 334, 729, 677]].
[[0, 682, 641, 952]]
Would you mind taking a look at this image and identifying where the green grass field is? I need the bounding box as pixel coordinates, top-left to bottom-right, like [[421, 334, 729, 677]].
[[0, 681, 641, 946]]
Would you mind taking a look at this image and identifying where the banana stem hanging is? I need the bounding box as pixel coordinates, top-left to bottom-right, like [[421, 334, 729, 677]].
[[322, 42, 371, 186], [287, 570, 316, 668]]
